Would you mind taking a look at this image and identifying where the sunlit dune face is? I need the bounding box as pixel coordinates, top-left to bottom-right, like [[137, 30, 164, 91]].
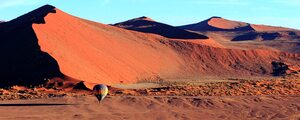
[[33, 9, 183, 84], [208, 18, 248, 29]]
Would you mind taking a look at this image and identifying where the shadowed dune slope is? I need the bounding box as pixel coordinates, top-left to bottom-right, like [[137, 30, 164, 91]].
[[250, 24, 295, 32], [113, 16, 209, 39], [0, 5, 63, 87], [229, 31, 300, 53], [1, 5, 299, 86]]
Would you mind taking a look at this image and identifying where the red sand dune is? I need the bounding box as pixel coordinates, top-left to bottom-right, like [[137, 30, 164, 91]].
[[34, 9, 184, 84], [0, 5, 299, 86], [33, 6, 300, 84]]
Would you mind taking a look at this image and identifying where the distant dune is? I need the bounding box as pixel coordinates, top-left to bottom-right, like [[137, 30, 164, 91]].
[[250, 24, 295, 32], [178, 16, 296, 32], [179, 16, 300, 53], [0, 5, 299, 86], [232, 31, 300, 41], [178, 16, 254, 31], [113, 16, 209, 39]]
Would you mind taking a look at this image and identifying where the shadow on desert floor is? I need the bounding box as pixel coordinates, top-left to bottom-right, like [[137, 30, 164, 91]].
[[0, 103, 75, 107]]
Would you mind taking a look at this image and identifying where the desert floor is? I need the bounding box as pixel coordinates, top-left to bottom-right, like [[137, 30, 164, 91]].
[[0, 95, 299, 120]]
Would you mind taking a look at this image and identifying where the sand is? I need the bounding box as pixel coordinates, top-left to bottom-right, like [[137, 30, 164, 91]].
[[1, 4, 300, 120], [0, 96, 299, 120], [1, 78, 300, 120]]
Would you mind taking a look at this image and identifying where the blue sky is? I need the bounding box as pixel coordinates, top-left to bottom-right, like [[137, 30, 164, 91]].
[[0, 0, 300, 29]]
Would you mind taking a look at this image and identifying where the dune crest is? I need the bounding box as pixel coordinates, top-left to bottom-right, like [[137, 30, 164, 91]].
[[131, 16, 155, 22], [207, 16, 249, 29]]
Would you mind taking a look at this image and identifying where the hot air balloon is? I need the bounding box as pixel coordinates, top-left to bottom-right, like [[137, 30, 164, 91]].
[[93, 84, 108, 103]]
